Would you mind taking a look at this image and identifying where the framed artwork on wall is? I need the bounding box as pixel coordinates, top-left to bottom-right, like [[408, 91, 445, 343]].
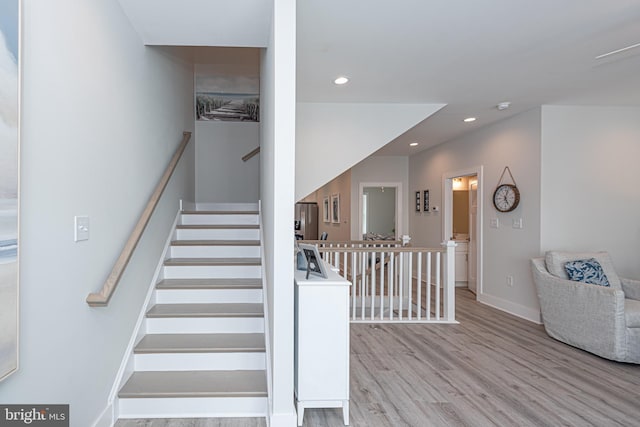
[[415, 191, 421, 212], [423, 190, 430, 212], [0, 0, 20, 382], [331, 194, 340, 223], [323, 196, 330, 223]]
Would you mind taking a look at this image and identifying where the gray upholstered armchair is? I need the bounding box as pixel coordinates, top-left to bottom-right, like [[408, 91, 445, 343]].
[[531, 251, 640, 364]]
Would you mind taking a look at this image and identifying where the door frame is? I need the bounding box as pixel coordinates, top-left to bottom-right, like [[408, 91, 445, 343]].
[[443, 166, 483, 298], [358, 182, 403, 240]]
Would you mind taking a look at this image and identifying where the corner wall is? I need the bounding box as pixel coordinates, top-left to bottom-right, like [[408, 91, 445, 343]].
[[299, 170, 351, 241], [541, 106, 640, 278], [409, 109, 542, 322], [259, 0, 297, 425], [0, 1, 196, 425]]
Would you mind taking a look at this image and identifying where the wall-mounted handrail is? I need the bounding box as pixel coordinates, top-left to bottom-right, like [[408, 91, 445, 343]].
[[86, 131, 192, 307], [242, 146, 260, 162]]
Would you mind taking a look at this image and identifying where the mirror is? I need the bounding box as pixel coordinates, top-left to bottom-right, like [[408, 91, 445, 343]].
[[362, 186, 396, 240]]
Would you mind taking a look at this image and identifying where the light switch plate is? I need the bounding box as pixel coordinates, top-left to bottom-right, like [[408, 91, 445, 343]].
[[490, 218, 499, 228], [512, 218, 523, 229], [74, 216, 89, 242]]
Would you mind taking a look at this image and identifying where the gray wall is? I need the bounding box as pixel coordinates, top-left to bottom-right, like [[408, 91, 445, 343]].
[[409, 108, 542, 322], [0, 1, 195, 425], [195, 121, 260, 202], [541, 106, 640, 278]]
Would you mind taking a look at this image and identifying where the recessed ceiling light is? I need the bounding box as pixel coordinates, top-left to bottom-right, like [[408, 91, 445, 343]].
[[334, 76, 349, 85], [409, 142, 419, 147], [463, 117, 476, 123]]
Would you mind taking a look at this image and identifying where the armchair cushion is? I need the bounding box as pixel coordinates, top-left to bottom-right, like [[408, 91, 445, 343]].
[[625, 299, 640, 328], [565, 258, 610, 287], [545, 251, 622, 291]]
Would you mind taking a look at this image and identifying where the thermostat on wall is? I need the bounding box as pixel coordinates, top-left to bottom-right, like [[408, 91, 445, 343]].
[[432, 206, 440, 213]]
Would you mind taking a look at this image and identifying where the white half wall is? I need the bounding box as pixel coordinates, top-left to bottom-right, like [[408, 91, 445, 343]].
[[0, 1, 196, 425], [260, 0, 297, 425], [541, 106, 640, 279], [195, 121, 260, 202], [295, 102, 444, 200], [409, 109, 542, 322]]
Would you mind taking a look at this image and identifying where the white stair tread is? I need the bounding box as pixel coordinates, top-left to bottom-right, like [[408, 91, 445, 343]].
[[119, 370, 267, 398], [176, 224, 259, 229], [164, 258, 261, 266], [147, 303, 263, 318], [156, 278, 262, 289], [135, 333, 265, 353], [171, 240, 260, 246], [182, 210, 259, 215]]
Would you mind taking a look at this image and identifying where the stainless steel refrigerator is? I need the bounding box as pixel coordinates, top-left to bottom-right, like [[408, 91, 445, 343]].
[[295, 202, 319, 240]]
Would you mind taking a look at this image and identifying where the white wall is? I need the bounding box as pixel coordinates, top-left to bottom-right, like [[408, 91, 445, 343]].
[[350, 156, 409, 240], [541, 106, 640, 278], [259, 0, 297, 425], [295, 103, 444, 200], [0, 1, 196, 425], [195, 121, 260, 202], [409, 109, 542, 322]]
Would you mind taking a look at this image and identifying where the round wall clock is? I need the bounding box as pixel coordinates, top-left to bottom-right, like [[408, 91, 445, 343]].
[[492, 183, 520, 212]]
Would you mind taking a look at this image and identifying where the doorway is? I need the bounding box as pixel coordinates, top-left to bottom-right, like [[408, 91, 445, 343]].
[[443, 167, 483, 298], [359, 182, 402, 240]]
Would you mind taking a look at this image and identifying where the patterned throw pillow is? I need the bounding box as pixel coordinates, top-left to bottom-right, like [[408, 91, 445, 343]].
[[564, 258, 610, 287]]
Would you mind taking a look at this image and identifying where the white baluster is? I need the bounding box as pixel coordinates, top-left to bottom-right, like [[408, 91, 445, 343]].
[[417, 252, 422, 320], [435, 251, 441, 320]]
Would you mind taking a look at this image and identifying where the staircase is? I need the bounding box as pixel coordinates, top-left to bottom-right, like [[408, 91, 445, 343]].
[[117, 204, 268, 420]]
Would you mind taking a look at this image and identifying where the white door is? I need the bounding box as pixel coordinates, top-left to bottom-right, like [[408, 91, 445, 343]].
[[468, 181, 478, 294]]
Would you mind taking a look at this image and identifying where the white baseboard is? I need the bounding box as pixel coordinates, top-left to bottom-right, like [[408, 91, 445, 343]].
[[91, 403, 113, 427], [477, 293, 542, 324], [268, 411, 297, 427], [103, 209, 182, 422]]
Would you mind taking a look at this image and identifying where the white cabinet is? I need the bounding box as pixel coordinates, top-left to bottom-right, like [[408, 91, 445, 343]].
[[294, 266, 351, 426], [455, 241, 468, 283]]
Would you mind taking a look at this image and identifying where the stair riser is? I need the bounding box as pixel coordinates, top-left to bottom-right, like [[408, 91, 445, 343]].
[[146, 317, 264, 334], [155, 289, 263, 304], [180, 214, 258, 226], [134, 352, 266, 371], [118, 396, 267, 419], [175, 229, 259, 240], [170, 245, 260, 258], [163, 265, 261, 279]]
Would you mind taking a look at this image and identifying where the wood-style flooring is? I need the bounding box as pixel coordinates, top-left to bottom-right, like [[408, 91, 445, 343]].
[[116, 289, 640, 427]]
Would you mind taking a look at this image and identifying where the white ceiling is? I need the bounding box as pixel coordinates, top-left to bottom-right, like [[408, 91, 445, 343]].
[[118, 0, 640, 156], [296, 0, 640, 155]]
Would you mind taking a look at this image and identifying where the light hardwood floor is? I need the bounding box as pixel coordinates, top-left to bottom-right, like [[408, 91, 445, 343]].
[[116, 289, 640, 427]]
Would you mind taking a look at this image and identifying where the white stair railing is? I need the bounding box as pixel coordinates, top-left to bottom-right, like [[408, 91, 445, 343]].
[[299, 240, 457, 324]]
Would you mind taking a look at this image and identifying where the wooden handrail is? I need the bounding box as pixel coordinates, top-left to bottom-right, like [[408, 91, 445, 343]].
[[242, 146, 260, 162], [86, 131, 192, 307]]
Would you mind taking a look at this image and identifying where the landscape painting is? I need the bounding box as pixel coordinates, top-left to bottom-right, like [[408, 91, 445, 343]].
[[0, 0, 19, 381], [195, 64, 259, 122]]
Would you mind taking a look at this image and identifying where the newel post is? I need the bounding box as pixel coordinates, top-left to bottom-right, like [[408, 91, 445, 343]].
[[442, 240, 457, 322]]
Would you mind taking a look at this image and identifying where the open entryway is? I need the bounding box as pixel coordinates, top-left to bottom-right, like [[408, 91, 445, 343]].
[[359, 182, 402, 240], [443, 167, 483, 298]]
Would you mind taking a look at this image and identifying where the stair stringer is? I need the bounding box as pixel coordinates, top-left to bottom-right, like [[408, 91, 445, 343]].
[[94, 207, 182, 427]]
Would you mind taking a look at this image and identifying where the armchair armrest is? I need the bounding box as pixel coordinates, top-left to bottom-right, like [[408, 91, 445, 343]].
[[531, 258, 626, 357], [621, 277, 640, 301]]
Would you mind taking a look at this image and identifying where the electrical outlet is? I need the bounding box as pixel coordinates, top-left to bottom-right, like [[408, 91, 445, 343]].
[[506, 275, 514, 287]]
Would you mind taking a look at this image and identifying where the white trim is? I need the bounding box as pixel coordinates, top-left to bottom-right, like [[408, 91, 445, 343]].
[[442, 166, 483, 299], [358, 181, 403, 240], [259, 201, 276, 427], [91, 403, 114, 427], [477, 293, 542, 324], [97, 208, 182, 425], [268, 412, 298, 427]]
